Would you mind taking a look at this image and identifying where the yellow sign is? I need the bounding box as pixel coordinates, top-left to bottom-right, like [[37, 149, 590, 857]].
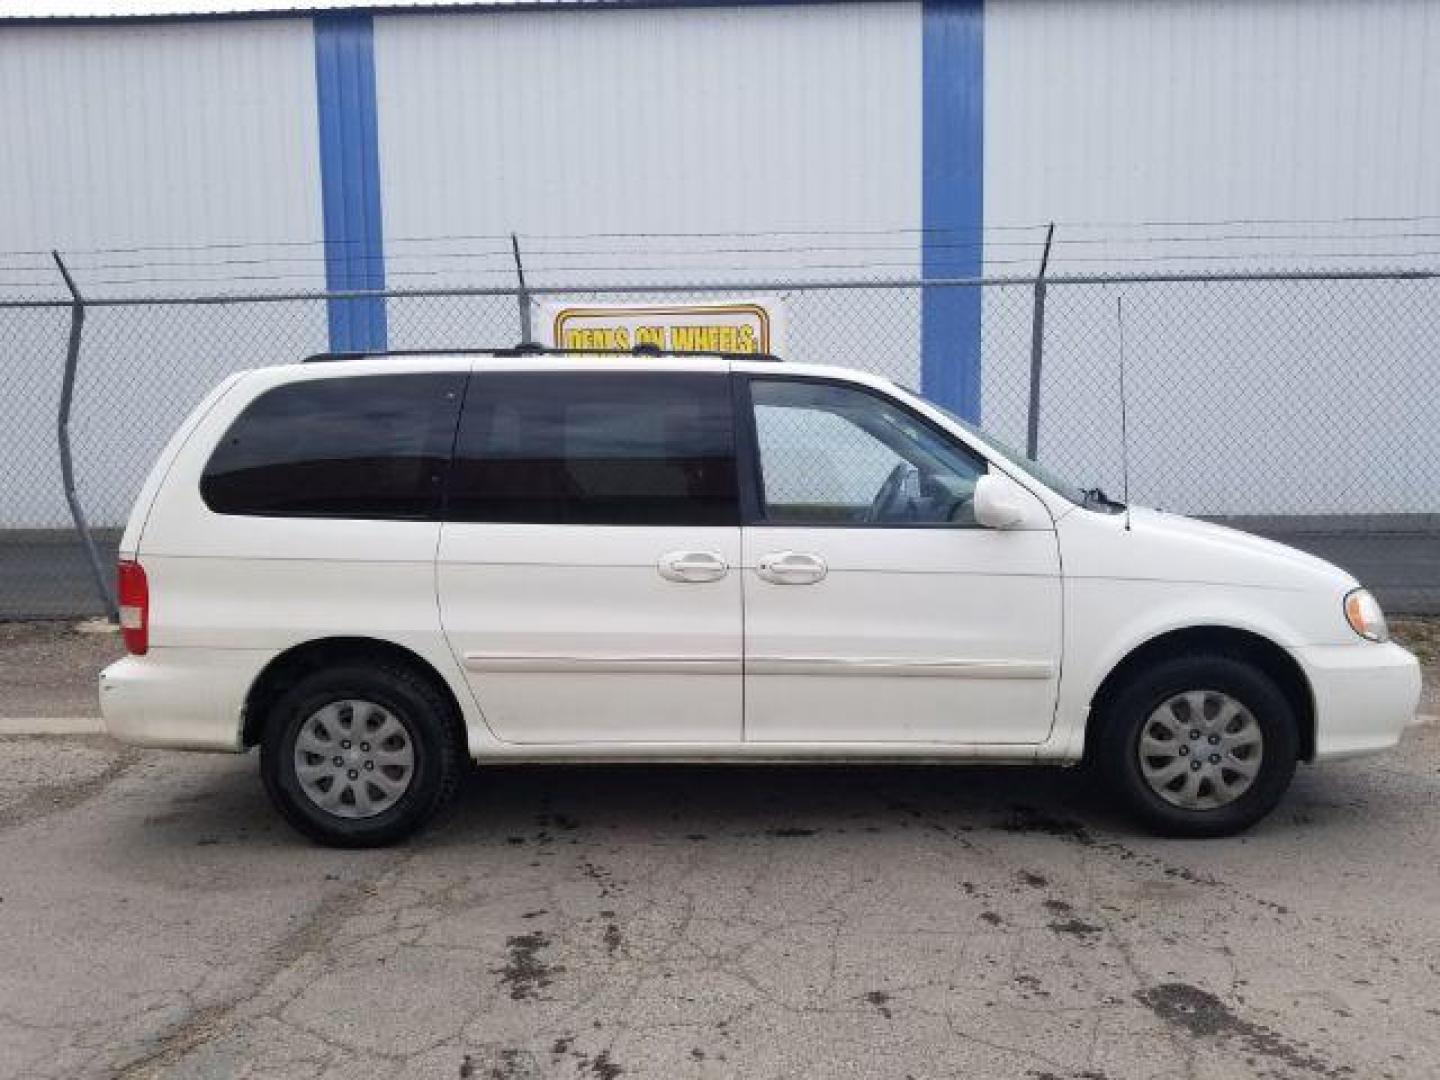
[[538, 299, 785, 356]]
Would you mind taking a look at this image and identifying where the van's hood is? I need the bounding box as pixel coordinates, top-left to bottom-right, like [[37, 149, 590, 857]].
[[1063, 505, 1358, 593]]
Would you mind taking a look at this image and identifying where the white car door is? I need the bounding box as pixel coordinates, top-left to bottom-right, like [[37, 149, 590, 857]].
[[738, 374, 1062, 744], [437, 366, 742, 744]]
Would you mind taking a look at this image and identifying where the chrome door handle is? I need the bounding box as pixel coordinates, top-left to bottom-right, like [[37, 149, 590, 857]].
[[756, 551, 827, 585], [658, 550, 729, 583]]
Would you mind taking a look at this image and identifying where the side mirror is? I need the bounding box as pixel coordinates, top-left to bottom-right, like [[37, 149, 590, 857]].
[[973, 472, 1027, 529]]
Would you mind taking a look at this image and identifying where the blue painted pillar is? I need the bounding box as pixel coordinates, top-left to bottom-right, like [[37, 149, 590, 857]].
[[921, 0, 984, 420], [314, 14, 387, 351]]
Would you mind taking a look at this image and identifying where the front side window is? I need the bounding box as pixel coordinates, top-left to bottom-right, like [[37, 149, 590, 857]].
[[201, 373, 465, 519], [447, 373, 737, 526], [750, 378, 985, 526]]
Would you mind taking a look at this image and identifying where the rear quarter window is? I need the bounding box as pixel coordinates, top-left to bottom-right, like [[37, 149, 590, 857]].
[[201, 373, 465, 519]]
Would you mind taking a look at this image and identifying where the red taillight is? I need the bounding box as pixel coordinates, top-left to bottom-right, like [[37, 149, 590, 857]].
[[117, 560, 149, 655]]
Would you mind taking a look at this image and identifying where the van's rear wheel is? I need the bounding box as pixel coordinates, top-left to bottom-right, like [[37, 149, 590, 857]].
[[1096, 656, 1298, 838], [260, 663, 462, 847]]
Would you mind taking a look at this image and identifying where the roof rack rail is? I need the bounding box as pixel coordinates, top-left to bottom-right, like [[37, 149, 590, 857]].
[[302, 345, 783, 364]]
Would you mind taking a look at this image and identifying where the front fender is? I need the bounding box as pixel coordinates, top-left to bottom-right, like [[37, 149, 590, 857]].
[[1045, 577, 1332, 760]]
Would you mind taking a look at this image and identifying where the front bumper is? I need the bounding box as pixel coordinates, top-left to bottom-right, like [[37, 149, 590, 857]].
[[1290, 641, 1423, 760], [99, 648, 272, 752]]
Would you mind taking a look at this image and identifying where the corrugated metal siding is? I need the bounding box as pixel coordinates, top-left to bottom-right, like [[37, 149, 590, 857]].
[[985, 0, 1440, 266], [373, 3, 922, 272], [0, 19, 323, 274]]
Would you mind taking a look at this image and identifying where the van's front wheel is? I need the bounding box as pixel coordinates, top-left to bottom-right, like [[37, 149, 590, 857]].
[[260, 664, 462, 847], [1097, 656, 1298, 838]]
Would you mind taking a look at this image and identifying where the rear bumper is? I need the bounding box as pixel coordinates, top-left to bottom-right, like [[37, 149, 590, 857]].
[[99, 648, 271, 752], [1291, 642, 1423, 760]]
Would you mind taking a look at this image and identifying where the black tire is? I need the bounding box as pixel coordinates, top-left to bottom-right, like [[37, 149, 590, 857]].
[[1095, 655, 1298, 838], [260, 662, 463, 848]]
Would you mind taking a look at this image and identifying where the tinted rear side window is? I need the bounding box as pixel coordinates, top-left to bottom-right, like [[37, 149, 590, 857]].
[[202, 374, 465, 519], [448, 373, 737, 525]]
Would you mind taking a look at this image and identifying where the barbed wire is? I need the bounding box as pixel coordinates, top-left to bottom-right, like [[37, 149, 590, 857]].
[[24, 228, 1440, 278], [4, 218, 1440, 297], [6, 214, 1440, 262]]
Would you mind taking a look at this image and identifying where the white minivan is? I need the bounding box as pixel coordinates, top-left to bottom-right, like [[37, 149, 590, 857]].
[[100, 350, 1421, 846]]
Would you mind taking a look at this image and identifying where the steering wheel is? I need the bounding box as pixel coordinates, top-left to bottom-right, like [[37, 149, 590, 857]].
[[947, 489, 976, 524], [865, 463, 916, 523]]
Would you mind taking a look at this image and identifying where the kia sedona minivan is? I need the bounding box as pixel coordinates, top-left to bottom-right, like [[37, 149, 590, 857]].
[[100, 350, 1421, 847]]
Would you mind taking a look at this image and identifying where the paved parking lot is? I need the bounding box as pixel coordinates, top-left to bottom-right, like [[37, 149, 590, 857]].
[[0, 624, 1436, 1080]]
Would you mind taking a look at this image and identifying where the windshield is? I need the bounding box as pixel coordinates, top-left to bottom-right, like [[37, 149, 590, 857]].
[[928, 404, 1095, 508]]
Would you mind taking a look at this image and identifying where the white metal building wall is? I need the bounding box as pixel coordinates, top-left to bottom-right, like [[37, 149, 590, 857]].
[[0, 19, 322, 266], [375, 3, 922, 251], [985, 0, 1440, 265]]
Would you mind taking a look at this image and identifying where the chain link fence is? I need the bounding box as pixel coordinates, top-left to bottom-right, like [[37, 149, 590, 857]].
[[3, 270, 1437, 618]]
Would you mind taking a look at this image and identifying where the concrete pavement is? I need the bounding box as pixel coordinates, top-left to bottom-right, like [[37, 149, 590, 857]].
[[1, 725, 1438, 1080]]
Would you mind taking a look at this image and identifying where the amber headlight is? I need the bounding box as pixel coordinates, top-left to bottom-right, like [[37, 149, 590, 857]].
[[1344, 588, 1389, 643]]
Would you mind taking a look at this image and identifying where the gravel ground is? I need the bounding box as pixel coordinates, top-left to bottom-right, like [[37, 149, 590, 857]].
[[0, 620, 123, 718], [0, 620, 1435, 1079]]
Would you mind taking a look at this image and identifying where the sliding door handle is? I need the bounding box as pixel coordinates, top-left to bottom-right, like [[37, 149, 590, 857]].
[[658, 550, 729, 583]]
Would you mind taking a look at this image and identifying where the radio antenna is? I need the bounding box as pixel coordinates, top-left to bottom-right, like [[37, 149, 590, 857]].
[[1114, 294, 1133, 532]]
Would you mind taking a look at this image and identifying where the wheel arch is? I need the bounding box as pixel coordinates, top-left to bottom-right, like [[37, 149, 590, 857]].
[[242, 636, 467, 751], [1083, 625, 1316, 763]]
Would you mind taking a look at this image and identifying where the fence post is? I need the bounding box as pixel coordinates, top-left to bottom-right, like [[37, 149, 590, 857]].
[[1025, 222, 1055, 460], [52, 251, 117, 622], [511, 232, 534, 345]]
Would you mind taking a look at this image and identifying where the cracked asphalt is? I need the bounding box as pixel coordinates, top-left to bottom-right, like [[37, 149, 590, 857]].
[[0, 619, 1436, 1080], [0, 717, 1437, 1080]]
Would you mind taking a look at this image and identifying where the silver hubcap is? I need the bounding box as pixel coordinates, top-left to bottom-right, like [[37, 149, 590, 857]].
[[1138, 690, 1263, 810], [293, 699, 415, 819]]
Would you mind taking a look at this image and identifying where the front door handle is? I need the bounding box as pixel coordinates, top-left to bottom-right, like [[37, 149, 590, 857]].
[[658, 550, 729, 583], [756, 551, 827, 585]]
